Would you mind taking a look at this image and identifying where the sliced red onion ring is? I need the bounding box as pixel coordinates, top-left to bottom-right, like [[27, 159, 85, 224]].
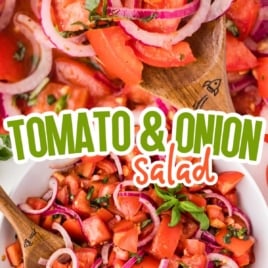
[[119, 0, 210, 48], [110, 153, 124, 180], [232, 206, 252, 234], [204, 191, 232, 217], [138, 196, 160, 247], [40, 0, 95, 57], [1, 94, 21, 117], [52, 222, 73, 249], [0, 0, 16, 31], [45, 248, 79, 268], [207, 253, 239, 268], [107, 0, 199, 20], [206, 0, 233, 22], [251, 7, 268, 42], [0, 13, 52, 94], [19, 177, 58, 214], [113, 180, 135, 212], [101, 243, 113, 265], [159, 259, 169, 268], [92, 257, 103, 268]]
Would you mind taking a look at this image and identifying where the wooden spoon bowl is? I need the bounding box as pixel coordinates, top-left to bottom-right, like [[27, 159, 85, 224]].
[[0, 186, 65, 268], [142, 16, 234, 112]]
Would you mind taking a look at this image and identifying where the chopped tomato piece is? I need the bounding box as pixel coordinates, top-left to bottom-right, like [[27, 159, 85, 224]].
[[254, 57, 268, 98], [150, 215, 182, 259], [215, 227, 255, 256], [118, 195, 142, 220], [62, 218, 85, 242], [72, 190, 92, 217], [30, 82, 90, 113], [133, 256, 159, 268], [6, 240, 23, 267], [226, 33, 258, 72], [215, 171, 244, 195], [226, 0, 260, 40], [183, 239, 206, 255], [82, 215, 111, 246], [206, 205, 225, 228], [86, 26, 143, 85], [52, 0, 90, 32], [54, 57, 112, 100], [75, 247, 98, 268], [131, 40, 196, 68], [0, 32, 28, 82], [113, 224, 139, 253]]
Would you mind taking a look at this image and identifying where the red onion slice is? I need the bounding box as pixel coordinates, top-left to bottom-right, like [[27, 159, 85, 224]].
[[1, 94, 21, 117], [138, 196, 160, 247], [45, 248, 79, 268], [206, 0, 233, 22], [204, 191, 233, 217], [250, 6, 268, 42], [110, 153, 124, 180], [40, 0, 95, 57], [52, 222, 73, 249], [0, 13, 52, 94], [30, 0, 41, 19], [159, 259, 169, 268], [119, 0, 210, 48], [0, 0, 16, 31], [107, 0, 199, 20], [101, 243, 112, 265], [207, 253, 239, 268], [232, 206, 252, 234], [19, 177, 58, 214]]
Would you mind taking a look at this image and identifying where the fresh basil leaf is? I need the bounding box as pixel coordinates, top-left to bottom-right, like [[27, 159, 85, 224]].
[[191, 212, 209, 230], [169, 203, 181, 227], [179, 201, 204, 213], [154, 185, 172, 201], [167, 183, 183, 195], [0, 147, 12, 161], [0, 134, 11, 148], [156, 199, 175, 214], [85, 0, 100, 12]]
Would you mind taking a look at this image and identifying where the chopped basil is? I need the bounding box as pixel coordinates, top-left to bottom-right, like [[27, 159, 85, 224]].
[[47, 94, 57, 105], [90, 194, 110, 208], [86, 186, 94, 200], [13, 41, 26, 61], [140, 218, 152, 229], [55, 94, 68, 113], [226, 19, 240, 37], [71, 21, 89, 30], [223, 225, 249, 244], [155, 185, 209, 229], [0, 134, 12, 161]]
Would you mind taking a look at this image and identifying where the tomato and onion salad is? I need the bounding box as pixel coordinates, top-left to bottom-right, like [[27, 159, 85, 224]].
[[5, 155, 255, 268], [0, 0, 267, 130]]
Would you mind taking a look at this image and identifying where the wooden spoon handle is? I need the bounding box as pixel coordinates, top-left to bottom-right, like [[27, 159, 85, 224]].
[[0, 186, 37, 242]]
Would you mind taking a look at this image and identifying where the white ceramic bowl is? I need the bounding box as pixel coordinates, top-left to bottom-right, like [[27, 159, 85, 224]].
[[0, 160, 268, 267]]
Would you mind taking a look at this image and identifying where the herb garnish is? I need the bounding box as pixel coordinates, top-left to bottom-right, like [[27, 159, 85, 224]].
[[223, 225, 249, 244], [0, 134, 12, 160], [155, 185, 209, 229], [13, 41, 26, 61]]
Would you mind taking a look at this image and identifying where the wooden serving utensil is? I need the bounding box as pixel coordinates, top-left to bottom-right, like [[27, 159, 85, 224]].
[[141, 16, 234, 112], [0, 186, 65, 268]]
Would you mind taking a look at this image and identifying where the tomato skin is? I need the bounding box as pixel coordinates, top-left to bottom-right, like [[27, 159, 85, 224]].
[[215, 227, 255, 256], [86, 26, 143, 85], [6, 240, 23, 267], [54, 57, 112, 100], [149, 215, 182, 259], [215, 171, 244, 195], [226, 0, 260, 40], [0, 32, 28, 82], [72, 190, 92, 218], [131, 40, 196, 68], [30, 82, 90, 113], [132, 256, 159, 268], [82, 215, 111, 246], [75, 247, 98, 268], [226, 33, 258, 72], [254, 57, 268, 98]]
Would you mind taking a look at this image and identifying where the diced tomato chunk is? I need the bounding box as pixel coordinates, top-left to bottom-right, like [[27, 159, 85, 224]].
[[82, 215, 111, 246], [254, 57, 268, 98], [86, 26, 143, 85], [6, 240, 23, 267], [75, 247, 98, 268]]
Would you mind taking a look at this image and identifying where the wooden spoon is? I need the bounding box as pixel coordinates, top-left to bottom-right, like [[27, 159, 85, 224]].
[[0, 186, 65, 268], [141, 16, 234, 112]]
